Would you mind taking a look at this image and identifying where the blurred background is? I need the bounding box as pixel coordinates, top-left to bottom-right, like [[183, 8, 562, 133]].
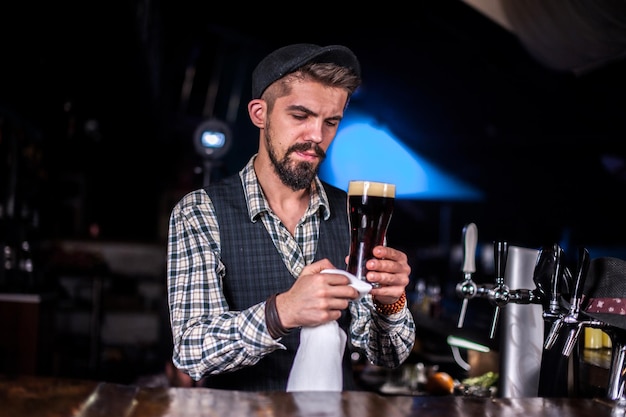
[[1, 0, 626, 389]]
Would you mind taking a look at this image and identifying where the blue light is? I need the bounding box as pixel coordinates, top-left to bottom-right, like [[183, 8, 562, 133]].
[[201, 131, 226, 148], [319, 112, 483, 201]]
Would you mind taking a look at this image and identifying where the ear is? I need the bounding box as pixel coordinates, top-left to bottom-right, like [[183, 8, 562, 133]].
[[248, 99, 266, 128]]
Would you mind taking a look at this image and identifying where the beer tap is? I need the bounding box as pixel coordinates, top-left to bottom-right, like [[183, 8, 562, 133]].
[[605, 327, 626, 401], [455, 223, 478, 328], [532, 245, 558, 312], [534, 244, 565, 317], [452, 225, 567, 340], [535, 244, 576, 398], [560, 247, 591, 356], [543, 245, 589, 356], [488, 240, 509, 339], [549, 245, 565, 318]]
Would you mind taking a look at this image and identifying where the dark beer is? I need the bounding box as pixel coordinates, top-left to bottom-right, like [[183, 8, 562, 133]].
[[346, 181, 395, 283]]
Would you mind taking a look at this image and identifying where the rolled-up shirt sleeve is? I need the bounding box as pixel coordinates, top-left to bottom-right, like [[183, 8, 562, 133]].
[[167, 190, 283, 381], [349, 295, 416, 368]]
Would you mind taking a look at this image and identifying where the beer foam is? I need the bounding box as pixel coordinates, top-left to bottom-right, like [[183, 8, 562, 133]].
[[348, 181, 395, 198]]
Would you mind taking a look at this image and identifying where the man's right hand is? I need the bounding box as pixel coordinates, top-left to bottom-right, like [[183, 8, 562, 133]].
[[276, 259, 359, 329]]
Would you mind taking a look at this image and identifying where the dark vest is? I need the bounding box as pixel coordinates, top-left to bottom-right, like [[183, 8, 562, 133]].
[[202, 174, 355, 391]]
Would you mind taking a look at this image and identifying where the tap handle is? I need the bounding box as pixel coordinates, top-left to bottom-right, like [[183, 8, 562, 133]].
[[462, 223, 477, 274], [549, 244, 564, 314], [555, 248, 591, 354], [494, 240, 508, 287], [569, 247, 590, 316], [533, 246, 557, 307], [489, 240, 509, 339], [457, 223, 478, 328]]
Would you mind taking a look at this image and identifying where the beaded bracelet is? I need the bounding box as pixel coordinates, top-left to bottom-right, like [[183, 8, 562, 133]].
[[265, 293, 291, 339], [374, 292, 407, 315]]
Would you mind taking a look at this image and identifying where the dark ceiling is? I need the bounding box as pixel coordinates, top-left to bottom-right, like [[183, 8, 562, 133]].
[[2, 1, 626, 252]]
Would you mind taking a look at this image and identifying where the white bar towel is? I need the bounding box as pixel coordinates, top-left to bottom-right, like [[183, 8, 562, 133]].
[[286, 269, 371, 392]]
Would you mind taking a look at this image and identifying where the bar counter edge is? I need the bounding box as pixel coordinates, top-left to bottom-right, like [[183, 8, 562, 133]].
[[0, 374, 618, 417]]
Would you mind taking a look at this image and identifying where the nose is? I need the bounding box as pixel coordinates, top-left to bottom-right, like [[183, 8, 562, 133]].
[[305, 119, 325, 144]]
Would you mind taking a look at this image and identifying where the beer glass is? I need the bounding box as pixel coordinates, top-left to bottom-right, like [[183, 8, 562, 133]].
[[346, 180, 395, 285]]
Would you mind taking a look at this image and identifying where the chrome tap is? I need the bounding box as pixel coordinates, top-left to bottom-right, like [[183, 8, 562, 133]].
[[455, 227, 548, 334], [456, 223, 478, 328], [532, 244, 567, 321], [544, 247, 589, 351], [561, 319, 605, 357], [488, 240, 509, 339], [453, 226, 569, 344], [605, 328, 626, 401], [557, 248, 591, 355]]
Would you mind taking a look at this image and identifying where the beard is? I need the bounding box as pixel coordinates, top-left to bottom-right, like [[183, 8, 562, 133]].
[[265, 128, 326, 191]]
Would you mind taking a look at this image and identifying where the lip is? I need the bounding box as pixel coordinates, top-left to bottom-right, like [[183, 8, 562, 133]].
[[294, 150, 319, 161]]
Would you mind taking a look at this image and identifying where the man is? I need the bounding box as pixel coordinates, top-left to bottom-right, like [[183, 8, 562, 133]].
[[167, 43, 415, 391]]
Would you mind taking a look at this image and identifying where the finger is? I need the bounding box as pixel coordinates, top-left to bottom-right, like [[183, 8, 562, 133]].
[[320, 271, 351, 287], [366, 258, 406, 275], [373, 245, 406, 262], [302, 259, 335, 275], [368, 272, 409, 288]]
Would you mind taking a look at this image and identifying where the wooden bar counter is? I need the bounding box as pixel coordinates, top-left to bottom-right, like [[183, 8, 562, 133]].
[[0, 374, 617, 417]]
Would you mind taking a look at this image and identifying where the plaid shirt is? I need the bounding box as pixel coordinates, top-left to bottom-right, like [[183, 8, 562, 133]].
[[167, 155, 415, 382]]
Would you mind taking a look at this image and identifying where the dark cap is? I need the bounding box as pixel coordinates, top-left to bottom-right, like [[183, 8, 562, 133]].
[[251, 43, 361, 99], [581, 257, 626, 330]]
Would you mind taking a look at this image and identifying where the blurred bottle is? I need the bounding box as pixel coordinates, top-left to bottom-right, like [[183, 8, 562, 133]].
[[411, 278, 429, 316], [584, 328, 604, 349], [427, 282, 442, 319]]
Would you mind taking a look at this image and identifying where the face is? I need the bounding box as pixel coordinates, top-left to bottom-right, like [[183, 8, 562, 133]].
[[263, 80, 348, 190]]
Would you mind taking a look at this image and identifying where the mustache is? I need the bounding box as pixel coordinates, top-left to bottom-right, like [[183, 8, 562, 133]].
[[287, 142, 326, 159]]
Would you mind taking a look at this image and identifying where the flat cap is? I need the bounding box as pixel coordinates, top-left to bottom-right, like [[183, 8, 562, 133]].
[[251, 43, 361, 99]]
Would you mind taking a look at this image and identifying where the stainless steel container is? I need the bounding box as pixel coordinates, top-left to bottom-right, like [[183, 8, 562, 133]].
[[499, 245, 542, 398]]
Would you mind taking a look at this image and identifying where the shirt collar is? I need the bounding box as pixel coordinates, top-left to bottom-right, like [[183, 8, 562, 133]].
[[239, 154, 332, 222]]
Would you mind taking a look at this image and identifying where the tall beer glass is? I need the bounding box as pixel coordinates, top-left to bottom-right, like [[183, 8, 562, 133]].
[[346, 180, 395, 284]]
